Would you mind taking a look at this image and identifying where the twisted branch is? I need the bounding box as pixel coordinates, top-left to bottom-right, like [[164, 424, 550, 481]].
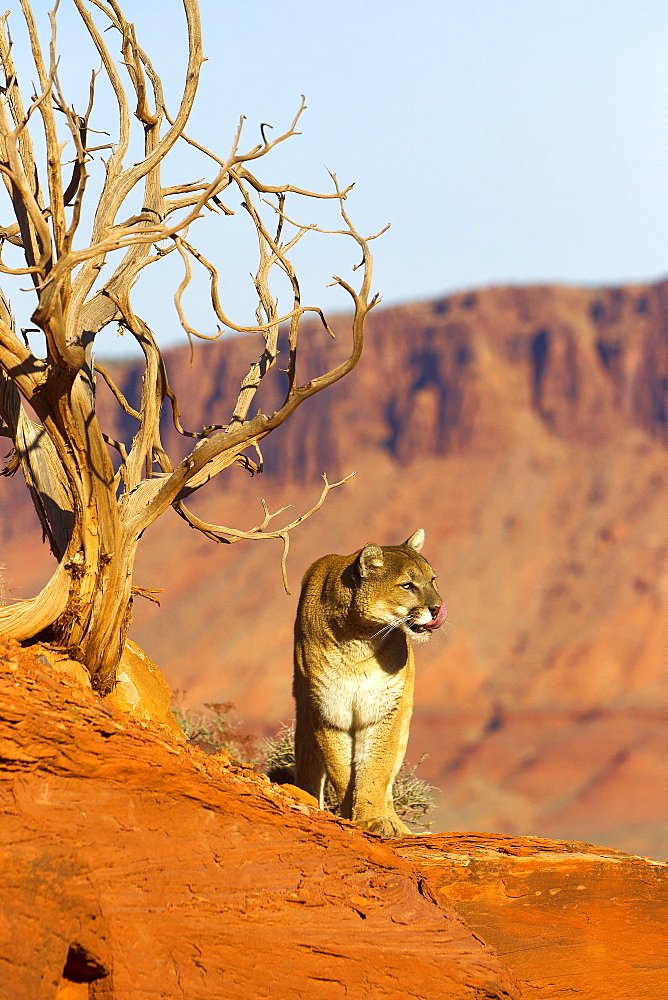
[[173, 474, 354, 593]]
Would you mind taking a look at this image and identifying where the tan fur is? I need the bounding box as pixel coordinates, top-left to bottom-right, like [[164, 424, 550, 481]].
[[293, 529, 443, 838]]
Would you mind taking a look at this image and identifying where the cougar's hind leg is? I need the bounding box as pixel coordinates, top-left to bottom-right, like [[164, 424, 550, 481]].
[[294, 701, 326, 807]]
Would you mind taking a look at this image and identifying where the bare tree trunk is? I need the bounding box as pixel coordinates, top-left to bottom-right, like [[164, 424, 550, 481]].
[[0, 0, 383, 691]]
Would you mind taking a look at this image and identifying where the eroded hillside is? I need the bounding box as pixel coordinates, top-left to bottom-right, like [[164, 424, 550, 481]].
[[2, 281, 667, 857]]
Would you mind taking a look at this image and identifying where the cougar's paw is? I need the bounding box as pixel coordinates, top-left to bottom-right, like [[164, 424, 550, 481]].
[[361, 815, 412, 839]]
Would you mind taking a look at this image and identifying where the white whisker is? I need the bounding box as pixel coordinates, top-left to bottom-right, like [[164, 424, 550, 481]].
[[369, 614, 413, 641]]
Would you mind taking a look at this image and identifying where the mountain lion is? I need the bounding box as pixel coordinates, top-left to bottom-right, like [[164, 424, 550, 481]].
[[293, 529, 446, 837]]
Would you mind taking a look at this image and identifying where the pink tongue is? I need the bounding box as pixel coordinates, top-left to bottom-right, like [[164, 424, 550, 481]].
[[425, 601, 448, 630]]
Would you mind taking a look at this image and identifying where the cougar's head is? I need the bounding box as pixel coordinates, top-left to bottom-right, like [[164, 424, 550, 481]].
[[351, 529, 446, 644]]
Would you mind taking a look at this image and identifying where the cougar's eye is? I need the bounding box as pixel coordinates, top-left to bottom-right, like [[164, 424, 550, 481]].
[[399, 582, 413, 591]]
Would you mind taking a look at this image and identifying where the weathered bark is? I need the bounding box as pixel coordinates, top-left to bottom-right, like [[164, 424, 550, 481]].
[[0, 0, 381, 691]]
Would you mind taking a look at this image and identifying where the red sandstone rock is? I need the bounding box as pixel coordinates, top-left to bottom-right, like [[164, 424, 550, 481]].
[[396, 833, 668, 999], [102, 638, 185, 740], [0, 638, 517, 1000]]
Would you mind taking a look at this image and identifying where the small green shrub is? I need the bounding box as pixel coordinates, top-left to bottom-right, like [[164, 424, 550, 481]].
[[172, 695, 259, 763], [390, 757, 438, 830]]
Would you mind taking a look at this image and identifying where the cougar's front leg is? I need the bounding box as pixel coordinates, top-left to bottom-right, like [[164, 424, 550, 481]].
[[351, 705, 412, 838], [315, 726, 354, 815]]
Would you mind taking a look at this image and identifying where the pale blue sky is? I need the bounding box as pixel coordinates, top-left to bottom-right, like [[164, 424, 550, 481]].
[[5, 1, 668, 356]]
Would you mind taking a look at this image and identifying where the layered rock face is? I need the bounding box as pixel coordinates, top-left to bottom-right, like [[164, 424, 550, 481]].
[[2, 281, 667, 857], [2, 640, 666, 999], [0, 639, 518, 1000], [131, 282, 668, 476], [398, 834, 668, 999]]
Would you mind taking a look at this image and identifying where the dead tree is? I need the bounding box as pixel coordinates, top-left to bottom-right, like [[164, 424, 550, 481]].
[[0, 0, 383, 692]]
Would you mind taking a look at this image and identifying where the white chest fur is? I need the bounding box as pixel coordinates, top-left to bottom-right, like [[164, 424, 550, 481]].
[[311, 641, 407, 732]]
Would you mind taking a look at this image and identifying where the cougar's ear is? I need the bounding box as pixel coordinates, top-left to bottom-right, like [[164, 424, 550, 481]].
[[357, 543, 385, 577], [404, 529, 425, 553]]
